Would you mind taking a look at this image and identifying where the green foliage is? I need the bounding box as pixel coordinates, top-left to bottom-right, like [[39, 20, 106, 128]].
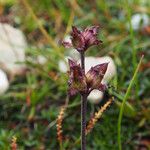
[[0, 0, 149, 149]]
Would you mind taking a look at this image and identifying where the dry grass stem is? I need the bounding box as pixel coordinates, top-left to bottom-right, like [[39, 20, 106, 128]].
[[86, 98, 113, 134], [11, 136, 17, 150], [56, 106, 66, 143]]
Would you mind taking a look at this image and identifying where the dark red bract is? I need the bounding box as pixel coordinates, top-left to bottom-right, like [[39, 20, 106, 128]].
[[86, 63, 108, 90], [68, 59, 87, 95], [68, 59, 108, 96]]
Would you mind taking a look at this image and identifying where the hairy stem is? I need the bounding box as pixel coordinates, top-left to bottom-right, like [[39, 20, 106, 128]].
[[81, 52, 85, 71], [81, 94, 87, 150], [80, 52, 87, 150]]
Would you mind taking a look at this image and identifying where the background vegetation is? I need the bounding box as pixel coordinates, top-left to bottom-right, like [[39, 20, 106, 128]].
[[0, 0, 149, 149]]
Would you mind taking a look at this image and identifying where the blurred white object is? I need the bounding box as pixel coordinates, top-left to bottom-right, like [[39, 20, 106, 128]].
[[82, 56, 116, 84], [139, 0, 149, 6], [63, 36, 80, 60], [87, 89, 104, 104], [58, 56, 116, 104], [58, 57, 70, 73], [68, 49, 80, 60], [0, 69, 9, 95], [37, 55, 47, 64], [127, 13, 149, 30], [0, 23, 27, 75], [82, 57, 116, 104]]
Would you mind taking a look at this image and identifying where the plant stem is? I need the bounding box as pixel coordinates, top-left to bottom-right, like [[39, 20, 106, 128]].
[[60, 142, 63, 150], [80, 51, 87, 150], [117, 55, 143, 150], [80, 52, 85, 71], [81, 94, 87, 150]]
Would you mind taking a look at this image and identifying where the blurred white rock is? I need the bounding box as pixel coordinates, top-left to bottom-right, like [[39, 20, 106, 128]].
[[63, 35, 80, 60], [58, 57, 70, 73], [81, 56, 116, 84], [87, 89, 104, 104], [127, 13, 149, 31], [0, 69, 9, 95], [0, 23, 27, 75], [37, 55, 47, 65], [68, 49, 80, 60], [58, 56, 116, 104], [82, 56, 116, 104]]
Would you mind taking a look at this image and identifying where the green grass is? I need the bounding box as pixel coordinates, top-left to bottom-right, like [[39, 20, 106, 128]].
[[0, 0, 150, 149], [118, 55, 143, 150]]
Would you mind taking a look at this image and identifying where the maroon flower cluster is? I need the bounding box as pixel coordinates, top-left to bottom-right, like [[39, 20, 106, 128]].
[[63, 26, 107, 96], [68, 59, 108, 96], [62, 25, 108, 150], [63, 26, 102, 52]]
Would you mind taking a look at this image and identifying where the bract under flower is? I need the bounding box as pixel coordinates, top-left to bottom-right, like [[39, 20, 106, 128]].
[[86, 63, 108, 90], [68, 59, 87, 95]]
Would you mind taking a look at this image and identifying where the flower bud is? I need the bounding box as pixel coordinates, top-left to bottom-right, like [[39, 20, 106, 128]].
[[86, 63, 108, 89]]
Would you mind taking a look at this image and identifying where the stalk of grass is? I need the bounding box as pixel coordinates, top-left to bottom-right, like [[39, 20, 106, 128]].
[[56, 106, 66, 150], [124, 0, 139, 99], [117, 55, 144, 150], [11, 136, 17, 150], [64, 11, 74, 36], [86, 98, 113, 135], [69, 0, 84, 16], [124, 0, 137, 68], [21, 0, 64, 59]]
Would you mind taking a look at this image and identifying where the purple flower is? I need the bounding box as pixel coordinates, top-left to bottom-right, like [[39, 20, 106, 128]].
[[82, 26, 102, 50], [68, 60, 108, 95], [68, 59, 87, 95], [86, 63, 108, 91], [63, 26, 102, 52]]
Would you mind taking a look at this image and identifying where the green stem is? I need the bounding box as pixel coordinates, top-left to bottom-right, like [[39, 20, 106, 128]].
[[117, 55, 143, 150], [59, 142, 63, 150], [124, 0, 139, 99]]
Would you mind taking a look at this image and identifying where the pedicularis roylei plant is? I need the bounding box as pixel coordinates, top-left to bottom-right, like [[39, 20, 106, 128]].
[[63, 26, 108, 150]]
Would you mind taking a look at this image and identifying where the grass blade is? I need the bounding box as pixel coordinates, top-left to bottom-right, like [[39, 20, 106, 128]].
[[117, 55, 144, 150]]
